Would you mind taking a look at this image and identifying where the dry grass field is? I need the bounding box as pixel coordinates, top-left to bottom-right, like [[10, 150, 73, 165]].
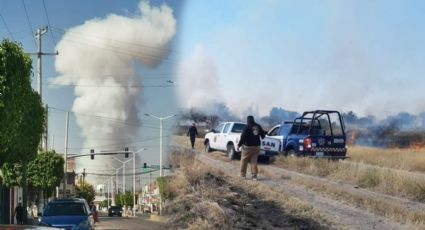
[[171, 135, 425, 228], [163, 149, 332, 229], [274, 154, 425, 201], [348, 145, 425, 172]]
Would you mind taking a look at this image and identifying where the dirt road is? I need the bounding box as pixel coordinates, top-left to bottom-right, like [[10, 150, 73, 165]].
[[183, 147, 413, 230]]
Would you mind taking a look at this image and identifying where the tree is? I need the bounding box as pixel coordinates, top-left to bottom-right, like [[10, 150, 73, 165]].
[[26, 150, 64, 197], [76, 182, 96, 204], [114, 193, 123, 206], [0, 162, 25, 187], [0, 40, 45, 222], [99, 199, 110, 209], [114, 192, 133, 207], [0, 39, 45, 165]]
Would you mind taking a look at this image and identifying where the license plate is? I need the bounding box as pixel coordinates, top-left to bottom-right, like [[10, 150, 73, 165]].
[[316, 152, 324, 157]]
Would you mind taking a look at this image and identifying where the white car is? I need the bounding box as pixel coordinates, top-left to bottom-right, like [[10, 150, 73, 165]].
[[204, 122, 278, 160]]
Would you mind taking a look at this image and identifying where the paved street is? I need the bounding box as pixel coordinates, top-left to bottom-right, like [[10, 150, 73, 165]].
[[95, 213, 166, 230]]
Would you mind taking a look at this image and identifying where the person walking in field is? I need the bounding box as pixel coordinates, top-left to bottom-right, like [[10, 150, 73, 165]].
[[187, 123, 198, 149], [237, 115, 265, 181]]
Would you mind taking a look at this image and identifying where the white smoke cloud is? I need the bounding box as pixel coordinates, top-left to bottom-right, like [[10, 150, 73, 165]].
[[177, 45, 224, 112], [51, 1, 176, 175], [180, 1, 425, 120]]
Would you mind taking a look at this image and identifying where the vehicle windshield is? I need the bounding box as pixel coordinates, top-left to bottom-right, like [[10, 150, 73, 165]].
[[44, 203, 87, 216], [231, 123, 246, 133]]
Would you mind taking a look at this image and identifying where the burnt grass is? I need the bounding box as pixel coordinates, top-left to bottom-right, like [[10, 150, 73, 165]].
[[164, 172, 324, 230]]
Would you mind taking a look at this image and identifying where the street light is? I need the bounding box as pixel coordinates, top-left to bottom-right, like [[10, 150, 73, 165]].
[[144, 113, 176, 177], [112, 157, 131, 194], [145, 113, 175, 216], [132, 147, 147, 217], [112, 165, 123, 201]]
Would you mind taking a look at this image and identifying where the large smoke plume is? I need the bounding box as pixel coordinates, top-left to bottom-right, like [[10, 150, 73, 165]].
[[52, 2, 176, 175], [177, 45, 223, 112]]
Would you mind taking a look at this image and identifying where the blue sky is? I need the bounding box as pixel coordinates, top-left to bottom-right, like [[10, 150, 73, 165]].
[[178, 0, 425, 118], [2, 0, 425, 185], [1, 0, 184, 186]]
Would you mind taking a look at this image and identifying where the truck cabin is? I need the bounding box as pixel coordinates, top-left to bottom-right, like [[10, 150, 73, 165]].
[[291, 110, 345, 137]]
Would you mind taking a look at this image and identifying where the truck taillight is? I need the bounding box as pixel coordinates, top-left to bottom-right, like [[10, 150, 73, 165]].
[[304, 138, 312, 150]]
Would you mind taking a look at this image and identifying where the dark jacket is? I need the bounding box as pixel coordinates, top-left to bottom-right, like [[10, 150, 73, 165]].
[[187, 126, 198, 139], [238, 122, 265, 147], [15, 205, 24, 219]]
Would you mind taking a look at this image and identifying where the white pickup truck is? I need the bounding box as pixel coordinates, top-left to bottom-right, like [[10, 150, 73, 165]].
[[203, 122, 280, 160]]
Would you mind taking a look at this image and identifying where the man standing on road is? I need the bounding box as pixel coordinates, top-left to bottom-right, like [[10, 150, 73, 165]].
[[187, 123, 198, 149], [238, 115, 265, 181], [14, 202, 25, 225]]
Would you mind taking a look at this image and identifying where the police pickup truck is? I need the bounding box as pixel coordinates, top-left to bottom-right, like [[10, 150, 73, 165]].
[[261, 110, 348, 159], [204, 122, 277, 161]]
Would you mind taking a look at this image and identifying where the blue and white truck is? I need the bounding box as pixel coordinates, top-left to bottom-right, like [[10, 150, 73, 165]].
[[261, 110, 348, 159]]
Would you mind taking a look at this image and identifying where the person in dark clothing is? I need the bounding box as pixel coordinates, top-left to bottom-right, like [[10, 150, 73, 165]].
[[14, 202, 25, 225], [237, 115, 265, 180], [187, 123, 198, 149]]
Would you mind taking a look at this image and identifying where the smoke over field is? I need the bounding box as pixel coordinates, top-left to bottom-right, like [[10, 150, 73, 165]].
[[51, 2, 176, 174]]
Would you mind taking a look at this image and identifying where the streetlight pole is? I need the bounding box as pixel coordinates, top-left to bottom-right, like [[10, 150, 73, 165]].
[[145, 113, 175, 215], [144, 114, 176, 177], [113, 166, 123, 195], [112, 157, 131, 194], [63, 112, 69, 198], [132, 148, 146, 217]]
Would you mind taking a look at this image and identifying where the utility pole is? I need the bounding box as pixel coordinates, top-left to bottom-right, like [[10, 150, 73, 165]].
[[63, 111, 69, 198], [44, 104, 48, 151], [111, 176, 114, 206], [35, 27, 58, 99], [50, 135, 55, 150], [82, 168, 86, 184], [33, 26, 58, 151]]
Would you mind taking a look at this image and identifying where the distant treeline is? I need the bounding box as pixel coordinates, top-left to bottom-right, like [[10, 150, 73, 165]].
[[178, 105, 425, 148]]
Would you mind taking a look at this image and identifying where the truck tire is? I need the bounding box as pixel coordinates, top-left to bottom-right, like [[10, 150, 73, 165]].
[[227, 144, 236, 160], [205, 141, 213, 153], [287, 149, 297, 157], [260, 155, 270, 163]]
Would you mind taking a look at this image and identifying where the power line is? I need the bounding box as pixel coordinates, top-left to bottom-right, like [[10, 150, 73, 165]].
[[45, 83, 174, 88], [48, 106, 154, 125], [58, 35, 175, 64], [45, 73, 173, 79], [51, 26, 174, 54], [0, 29, 33, 40], [50, 27, 176, 64], [60, 143, 175, 156], [21, 0, 36, 48], [84, 169, 160, 177], [65, 138, 172, 150], [0, 13, 15, 40], [41, 0, 57, 46], [48, 107, 177, 132]]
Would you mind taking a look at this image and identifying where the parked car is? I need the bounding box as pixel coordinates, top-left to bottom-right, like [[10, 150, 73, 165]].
[[0, 225, 59, 230], [39, 198, 94, 230], [108, 205, 123, 217]]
